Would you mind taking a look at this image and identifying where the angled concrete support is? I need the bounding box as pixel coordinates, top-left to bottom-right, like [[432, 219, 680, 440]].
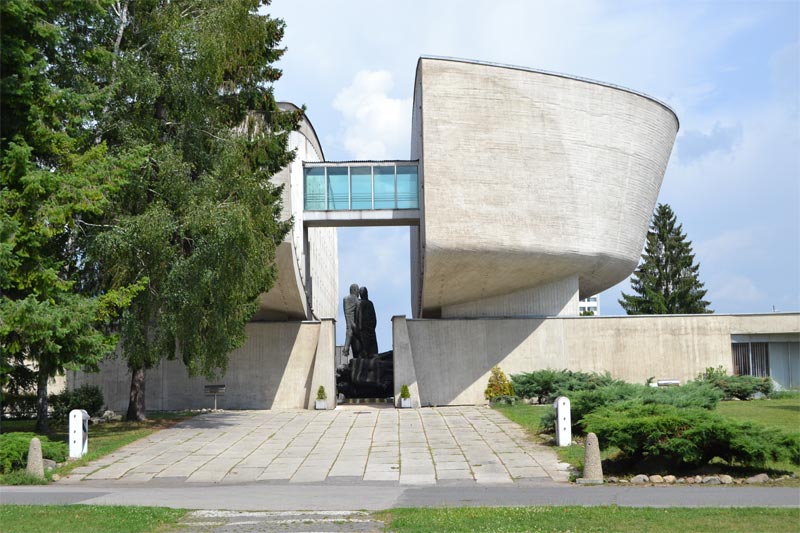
[[307, 318, 337, 409], [393, 315, 421, 408]]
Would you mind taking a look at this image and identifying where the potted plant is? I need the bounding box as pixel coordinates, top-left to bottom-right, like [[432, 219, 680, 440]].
[[315, 386, 327, 410], [399, 384, 412, 408]]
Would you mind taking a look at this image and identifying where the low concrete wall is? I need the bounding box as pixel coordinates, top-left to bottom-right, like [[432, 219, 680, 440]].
[[70, 321, 325, 412], [399, 313, 800, 406]]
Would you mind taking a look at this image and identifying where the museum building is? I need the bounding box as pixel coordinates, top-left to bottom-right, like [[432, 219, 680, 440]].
[[71, 57, 800, 410]]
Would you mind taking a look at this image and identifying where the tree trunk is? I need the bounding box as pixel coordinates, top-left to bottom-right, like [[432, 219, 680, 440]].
[[34, 366, 49, 433], [126, 367, 147, 421]]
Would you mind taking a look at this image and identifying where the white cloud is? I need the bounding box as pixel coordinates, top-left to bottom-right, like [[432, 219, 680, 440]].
[[332, 71, 412, 160], [710, 275, 767, 307], [677, 122, 743, 163]]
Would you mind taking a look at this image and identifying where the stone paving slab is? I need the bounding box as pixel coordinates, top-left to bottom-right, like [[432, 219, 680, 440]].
[[58, 406, 571, 486]]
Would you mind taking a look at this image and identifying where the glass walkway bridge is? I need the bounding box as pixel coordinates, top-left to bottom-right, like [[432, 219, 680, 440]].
[[303, 161, 420, 227]]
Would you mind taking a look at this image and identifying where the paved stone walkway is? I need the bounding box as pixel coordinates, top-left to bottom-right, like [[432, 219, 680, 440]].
[[60, 406, 570, 485]]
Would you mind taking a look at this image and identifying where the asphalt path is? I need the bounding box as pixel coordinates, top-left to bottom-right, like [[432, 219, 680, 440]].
[[2, 481, 799, 510]]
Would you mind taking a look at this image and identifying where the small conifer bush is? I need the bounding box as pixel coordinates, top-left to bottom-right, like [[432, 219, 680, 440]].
[[484, 366, 514, 401], [400, 384, 410, 399], [316, 386, 327, 401]]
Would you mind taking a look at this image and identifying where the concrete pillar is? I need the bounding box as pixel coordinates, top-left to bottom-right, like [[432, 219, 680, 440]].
[[393, 315, 421, 408], [307, 318, 336, 409]]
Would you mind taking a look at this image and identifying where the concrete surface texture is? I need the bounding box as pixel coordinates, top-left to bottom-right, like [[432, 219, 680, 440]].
[[398, 313, 800, 405], [410, 57, 679, 318], [71, 321, 327, 411], [54, 407, 570, 485], [254, 103, 338, 322]]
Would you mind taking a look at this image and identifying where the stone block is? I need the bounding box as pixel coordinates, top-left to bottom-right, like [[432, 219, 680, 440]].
[[26, 437, 45, 479]]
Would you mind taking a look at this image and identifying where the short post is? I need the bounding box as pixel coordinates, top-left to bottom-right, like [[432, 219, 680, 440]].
[[554, 396, 572, 447], [69, 409, 89, 459]]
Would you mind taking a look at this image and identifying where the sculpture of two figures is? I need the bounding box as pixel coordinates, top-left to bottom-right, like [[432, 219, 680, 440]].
[[342, 283, 379, 360]]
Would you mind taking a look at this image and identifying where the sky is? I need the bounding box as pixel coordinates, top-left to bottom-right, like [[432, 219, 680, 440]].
[[266, 0, 800, 352]]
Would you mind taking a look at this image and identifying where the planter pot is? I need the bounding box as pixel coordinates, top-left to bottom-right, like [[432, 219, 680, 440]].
[[400, 397, 412, 408], [315, 399, 327, 410]]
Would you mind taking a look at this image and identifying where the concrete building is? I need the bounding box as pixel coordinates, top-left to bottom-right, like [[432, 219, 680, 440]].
[[71, 57, 799, 411]]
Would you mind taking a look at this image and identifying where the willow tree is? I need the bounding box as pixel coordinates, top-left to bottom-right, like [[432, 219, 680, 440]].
[[619, 203, 712, 315], [90, 0, 298, 420]]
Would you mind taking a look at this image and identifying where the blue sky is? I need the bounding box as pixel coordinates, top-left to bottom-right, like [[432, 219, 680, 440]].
[[267, 0, 799, 351]]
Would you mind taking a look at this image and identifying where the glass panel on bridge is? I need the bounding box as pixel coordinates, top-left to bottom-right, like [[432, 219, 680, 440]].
[[350, 167, 372, 209], [327, 167, 349, 210], [396, 166, 418, 209], [304, 162, 418, 211], [304, 167, 325, 210], [374, 166, 395, 209]]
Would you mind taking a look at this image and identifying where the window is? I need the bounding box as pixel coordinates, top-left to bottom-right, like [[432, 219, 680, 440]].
[[731, 342, 769, 377]]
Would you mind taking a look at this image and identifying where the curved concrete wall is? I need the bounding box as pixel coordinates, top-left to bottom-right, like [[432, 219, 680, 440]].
[[254, 105, 338, 321], [411, 58, 679, 318]]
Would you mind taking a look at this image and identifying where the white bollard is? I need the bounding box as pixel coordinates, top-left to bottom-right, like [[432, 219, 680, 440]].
[[554, 396, 572, 447], [69, 409, 89, 459]]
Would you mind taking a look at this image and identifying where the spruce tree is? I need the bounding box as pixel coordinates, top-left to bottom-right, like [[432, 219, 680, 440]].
[[619, 203, 712, 315], [1, 0, 143, 431]]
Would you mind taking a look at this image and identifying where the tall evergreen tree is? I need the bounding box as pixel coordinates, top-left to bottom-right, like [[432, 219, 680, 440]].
[[619, 203, 712, 315], [1, 0, 143, 431], [87, 0, 298, 420]]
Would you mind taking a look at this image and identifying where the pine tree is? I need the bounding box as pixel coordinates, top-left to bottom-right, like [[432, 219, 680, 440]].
[[86, 0, 298, 420], [619, 203, 712, 315]]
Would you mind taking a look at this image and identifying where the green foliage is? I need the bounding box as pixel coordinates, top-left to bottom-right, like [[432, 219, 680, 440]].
[[484, 366, 514, 401], [489, 395, 518, 405], [1, 394, 38, 419], [77, 0, 300, 420], [50, 385, 105, 419], [511, 369, 621, 404], [620, 203, 712, 314], [400, 384, 410, 399], [316, 386, 327, 401], [541, 381, 723, 433], [1, 0, 145, 431], [584, 402, 800, 468], [0, 432, 67, 474], [696, 366, 774, 400], [0, 470, 50, 485]]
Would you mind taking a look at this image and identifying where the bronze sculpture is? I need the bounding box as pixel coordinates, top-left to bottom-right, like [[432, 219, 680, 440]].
[[342, 283, 360, 359], [356, 286, 378, 357]]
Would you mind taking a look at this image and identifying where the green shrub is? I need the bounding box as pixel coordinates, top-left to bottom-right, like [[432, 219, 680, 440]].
[[316, 386, 327, 401], [511, 369, 621, 404], [584, 402, 800, 469], [400, 384, 410, 399], [484, 366, 514, 401], [0, 433, 68, 474], [1, 394, 38, 419], [50, 385, 105, 419], [696, 366, 774, 400], [490, 395, 518, 405], [540, 381, 722, 434]]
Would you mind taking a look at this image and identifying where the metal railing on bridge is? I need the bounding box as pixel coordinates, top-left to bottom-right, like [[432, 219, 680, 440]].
[[303, 161, 419, 211]]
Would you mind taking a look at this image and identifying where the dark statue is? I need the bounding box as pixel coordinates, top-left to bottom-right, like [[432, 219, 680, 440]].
[[341, 283, 360, 359], [336, 283, 393, 399], [356, 286, 378, 357]]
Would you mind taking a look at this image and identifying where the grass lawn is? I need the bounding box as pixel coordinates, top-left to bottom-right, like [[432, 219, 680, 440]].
[[717, 397, 800, 433], [0, 505, 187, 533], [0, 412, 196, 483], [380, 506, 800, 533]]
